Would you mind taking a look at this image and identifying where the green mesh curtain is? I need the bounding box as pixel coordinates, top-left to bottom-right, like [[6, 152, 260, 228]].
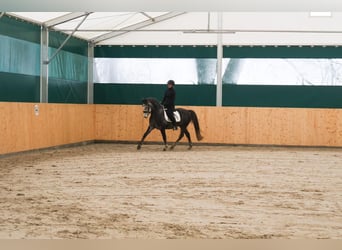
[[0, 34, 40, 76], [0, 35, 40, 102], [48, 31, 88, 103], [0, 16, 88, 103]]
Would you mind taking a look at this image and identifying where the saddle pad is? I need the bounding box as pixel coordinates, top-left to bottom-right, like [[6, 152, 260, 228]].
[[164, 110, 181, 122]]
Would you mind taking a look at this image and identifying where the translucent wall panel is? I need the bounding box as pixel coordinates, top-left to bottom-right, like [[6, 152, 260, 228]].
[[0, 34, 40, 76], [222, 58, 342, 86], [94, 58, 217, 85]]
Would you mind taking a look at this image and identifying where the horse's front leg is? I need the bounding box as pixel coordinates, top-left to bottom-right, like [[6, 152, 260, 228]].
[[160, 129, 168, 151], [137, 126, 154, 150]]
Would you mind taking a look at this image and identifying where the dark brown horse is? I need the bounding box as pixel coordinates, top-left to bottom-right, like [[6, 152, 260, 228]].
[[137, 98, 203, 151]]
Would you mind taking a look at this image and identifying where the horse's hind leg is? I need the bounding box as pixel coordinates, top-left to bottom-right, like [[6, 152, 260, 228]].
[[170, 129, 185, 150], [184, 128, 193, 150]]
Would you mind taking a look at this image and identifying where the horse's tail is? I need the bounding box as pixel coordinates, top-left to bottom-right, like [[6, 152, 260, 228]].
[[189, 110, 203, 141]]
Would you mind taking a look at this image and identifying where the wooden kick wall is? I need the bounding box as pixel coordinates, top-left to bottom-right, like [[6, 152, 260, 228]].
[[0, 103, 95, 155], [95, 105, 342, 147], [2, 103, 342, 155]]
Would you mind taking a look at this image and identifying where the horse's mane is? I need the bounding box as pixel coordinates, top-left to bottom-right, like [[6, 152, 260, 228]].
[[144, 97, 162, 108], [145, 97, 159, 103]]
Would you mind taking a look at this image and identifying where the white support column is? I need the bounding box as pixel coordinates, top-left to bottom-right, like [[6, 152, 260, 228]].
[[216, 12, 223, 107], [87, 43, 94, 104], [40, 26, 49, 103]]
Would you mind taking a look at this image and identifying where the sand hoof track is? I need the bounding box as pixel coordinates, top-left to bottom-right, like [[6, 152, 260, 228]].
[[0, 143, 341, 239]]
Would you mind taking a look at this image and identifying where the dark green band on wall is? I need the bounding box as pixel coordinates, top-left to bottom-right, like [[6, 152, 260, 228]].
[[94, 83, 342, 108], [224, 46, 342, 58], [223, 85, 342, 108], [48, 78, 88, 104], [95, 45, 342, 59], [95, 46, 217, 58], [94, 84, 216, 106], [0, 75, 88, 103], [0, 72, 39, 102]]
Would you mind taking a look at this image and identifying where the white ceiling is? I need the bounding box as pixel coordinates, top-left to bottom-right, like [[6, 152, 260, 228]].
[[6, 12, 342, 45], [3, 0, 342, 12]]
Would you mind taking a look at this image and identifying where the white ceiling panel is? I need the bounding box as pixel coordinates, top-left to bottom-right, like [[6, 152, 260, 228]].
[[11, 12, 70, 24], [6, 12, 342, 45]]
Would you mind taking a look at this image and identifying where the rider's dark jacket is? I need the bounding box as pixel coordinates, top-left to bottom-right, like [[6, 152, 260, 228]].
[[161, 87, 176, 110]]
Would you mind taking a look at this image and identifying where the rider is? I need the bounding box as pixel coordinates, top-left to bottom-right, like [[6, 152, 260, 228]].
[[161, 80, 177, 130]]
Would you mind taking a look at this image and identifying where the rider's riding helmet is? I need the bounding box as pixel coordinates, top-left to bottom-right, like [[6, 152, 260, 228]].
[[167, 80, 175, 86]]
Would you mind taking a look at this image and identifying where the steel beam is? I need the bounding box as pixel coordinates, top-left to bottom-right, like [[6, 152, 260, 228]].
[[40, 26, 49, 103], [92, 12, 186, 44], [87, 43, 94, 104], [140, 12, 154, 21], [45, 13, 90, 65], [216, 12, 223, 107], [44, 12, 91, 28]]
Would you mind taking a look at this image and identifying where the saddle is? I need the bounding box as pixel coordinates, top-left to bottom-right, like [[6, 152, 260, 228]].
[[164, 110, 181, 122]]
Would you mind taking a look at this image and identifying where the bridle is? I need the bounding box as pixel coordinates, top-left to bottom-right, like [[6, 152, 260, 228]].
[[142, 104, 151, 118]]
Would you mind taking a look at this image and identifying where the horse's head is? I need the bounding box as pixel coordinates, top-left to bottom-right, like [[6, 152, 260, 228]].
[[142, 98, 152, 118], [141, 98, 162, 118]]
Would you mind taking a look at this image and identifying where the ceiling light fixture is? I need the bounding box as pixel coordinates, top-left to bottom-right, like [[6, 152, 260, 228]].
[[309, 12, 332, 17]]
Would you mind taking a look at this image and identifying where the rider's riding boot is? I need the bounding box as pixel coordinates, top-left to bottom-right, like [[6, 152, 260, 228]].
[[173, 124, 177, 130]]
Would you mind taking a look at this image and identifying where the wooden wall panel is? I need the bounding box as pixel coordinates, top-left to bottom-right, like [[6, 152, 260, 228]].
[[0, 103, 95, 155], [95, 105, 205, 144], [2, 103, 342, 156], [95, 105, 342, 147]]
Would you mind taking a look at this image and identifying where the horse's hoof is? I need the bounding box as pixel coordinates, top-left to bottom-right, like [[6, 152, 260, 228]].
[[137, 145, 141, 150], [170, 146, 175, 150], [188, 145, 192, 150]]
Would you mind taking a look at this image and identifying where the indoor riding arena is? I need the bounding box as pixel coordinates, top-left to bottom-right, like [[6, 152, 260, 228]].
[[0, 12, 342, 239]]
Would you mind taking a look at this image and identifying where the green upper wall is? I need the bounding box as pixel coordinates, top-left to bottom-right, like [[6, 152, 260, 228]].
[[223, 85, 342, 108], [95, 45, 342, 59], [0, 17, 41, 102], [224, 46, 342, 58], [93, 45, 342, 108], [2, 14, 342, 106], [94, 84, 216, 106], [49, 31, 88, 56], [0, 15, 41, 43], [94, 83, 342, 108], [0, 15, 88, 55], [0, 14, 89, 103], [95, 45, 217, 58]]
